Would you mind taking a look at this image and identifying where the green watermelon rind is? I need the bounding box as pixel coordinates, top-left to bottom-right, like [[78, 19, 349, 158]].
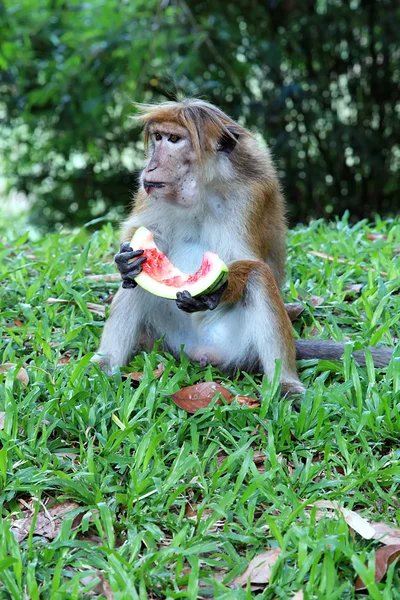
[[130, 227, 229, 300]]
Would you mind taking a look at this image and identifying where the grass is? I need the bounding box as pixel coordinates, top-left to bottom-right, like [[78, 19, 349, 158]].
[[0, 213, 399, 599]]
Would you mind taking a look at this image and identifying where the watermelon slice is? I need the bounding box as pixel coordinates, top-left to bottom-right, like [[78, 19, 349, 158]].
[[130, 226, 228, 299]]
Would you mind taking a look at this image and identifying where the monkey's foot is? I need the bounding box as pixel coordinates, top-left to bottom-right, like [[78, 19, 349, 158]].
[[280, 380, 305, 396], [91, 353, 115, 376], [176, 281, 228, 313]]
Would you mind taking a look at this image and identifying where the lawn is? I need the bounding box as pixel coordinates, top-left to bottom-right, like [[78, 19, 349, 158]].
[[0, 214, 399, 599]]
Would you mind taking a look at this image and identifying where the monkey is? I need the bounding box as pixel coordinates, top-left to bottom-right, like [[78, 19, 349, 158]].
[[92, 99, 394, 393]]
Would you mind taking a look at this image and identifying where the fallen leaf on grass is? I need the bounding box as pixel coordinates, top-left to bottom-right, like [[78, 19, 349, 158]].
[[355, 545, 400, 591], [371, 522, 400, 546], [58, 353, 72, 365], [46, 297, 105, 316], [366, 233, 388, 241], [308, 501, 375, 539], [81, 572, 114, 599], [104, 292, 115, 304], [284, 303, 305, 322], [170, 382, 258, 413], [14, 319, 23, 327], [0, 412, 5, 430], [344, 283, 363, 301], [308, 251, 388, 277], [309, 295, 324, 307], [0, 364, 29, 385], [232, 547, 281, 588], [217, 449, 265, 467], [236, 396, 261, 408], [122, 362, 165, 382], [11, 500, 81, 542]]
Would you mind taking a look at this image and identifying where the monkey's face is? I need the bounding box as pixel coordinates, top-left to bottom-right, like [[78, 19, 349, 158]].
[[141, 122, 201, 208]]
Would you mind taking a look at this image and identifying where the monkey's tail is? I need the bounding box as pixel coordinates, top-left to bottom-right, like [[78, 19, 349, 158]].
[[294, 340, 394, 368]]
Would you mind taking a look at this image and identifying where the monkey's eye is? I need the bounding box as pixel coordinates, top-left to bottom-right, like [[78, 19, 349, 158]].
[[168, 134, 180, 143], [154, 133, 162, 141]]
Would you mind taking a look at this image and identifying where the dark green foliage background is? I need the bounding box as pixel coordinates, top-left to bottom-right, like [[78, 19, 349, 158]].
[[0, 0, 399, 227]]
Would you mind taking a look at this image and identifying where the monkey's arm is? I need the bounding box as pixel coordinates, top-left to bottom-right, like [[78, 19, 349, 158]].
[[175, 260, 276, 313], [114, 242, 147, 289]]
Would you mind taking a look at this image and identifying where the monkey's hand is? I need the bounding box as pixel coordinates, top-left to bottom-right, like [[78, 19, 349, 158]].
[[114, 242, 147, 289], [176, 281, 228, 313]]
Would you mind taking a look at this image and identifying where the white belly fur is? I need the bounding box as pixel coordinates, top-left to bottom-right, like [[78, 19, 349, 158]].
[[137, 287, 245, 368]]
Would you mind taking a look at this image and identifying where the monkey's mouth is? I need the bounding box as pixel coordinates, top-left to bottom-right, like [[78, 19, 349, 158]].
[[143, 181, 165, 194]]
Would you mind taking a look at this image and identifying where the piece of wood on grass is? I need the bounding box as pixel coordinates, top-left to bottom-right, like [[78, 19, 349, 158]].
[[46, 297, 105, 316], [85, 273, 120, 283], [354, 545, 400, 591], [0, 363, 29, 386], [232, 547, 281, 588], [308, 251, 388, 277]]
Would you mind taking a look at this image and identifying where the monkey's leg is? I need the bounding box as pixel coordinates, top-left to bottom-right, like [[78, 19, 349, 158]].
[[222, 261, 305, 394], [92, 287, 145, 374]]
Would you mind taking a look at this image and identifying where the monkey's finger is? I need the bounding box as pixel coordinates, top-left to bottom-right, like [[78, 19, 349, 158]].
[[115, 249, 144, 264], [122, 279, 137, 289], [119, 242, 135, 252], [122, 266, 144, 280], [177, 290, 193, 301], [117, 256, 147, 274]]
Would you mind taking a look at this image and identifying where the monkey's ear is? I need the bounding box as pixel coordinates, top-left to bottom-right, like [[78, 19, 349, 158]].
[[217, 128, 240, 154]]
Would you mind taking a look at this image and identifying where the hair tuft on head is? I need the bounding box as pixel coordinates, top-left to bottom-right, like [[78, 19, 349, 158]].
[[132, 99, 246, 158]]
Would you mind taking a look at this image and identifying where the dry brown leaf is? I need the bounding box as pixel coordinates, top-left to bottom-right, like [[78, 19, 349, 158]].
[[46, 298, 105, 316], [11, 500, 81, 542], [366, 233, 388, 241], [104, 292, 116, 304], [232, 547, 281, 588], [171, 382, 233, 413], [81, 572, 114, 599], [371, 522, 400, 546], [58, 353, 72, 365], [284, 302, 305, 322], [170, 383, 258, 413], [0, 363, 29, 386], [235, 396, 261, 409], [309, 295, 324, 307], [308, 250, 388, 277], [355, 545, 400, 591], [344, 283, 364, 301], [0, 412, 5, 430], [93, 573, 114, 599], [185, 505, 214, 521], [122, 362, 165, 382], [308, 501, 375, 539], [14, 319, 23, 327]]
